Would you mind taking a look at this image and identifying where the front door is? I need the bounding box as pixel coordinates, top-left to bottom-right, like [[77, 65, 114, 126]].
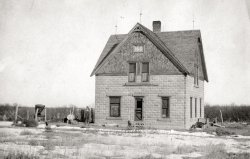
[[135, 97, 143, 121]]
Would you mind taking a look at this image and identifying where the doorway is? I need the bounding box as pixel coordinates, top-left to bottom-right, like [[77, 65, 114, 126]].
[[134, 97, 143, 121]]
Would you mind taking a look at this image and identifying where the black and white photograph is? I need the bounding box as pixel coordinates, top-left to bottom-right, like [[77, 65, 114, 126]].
[[0, 0, 250, 158]]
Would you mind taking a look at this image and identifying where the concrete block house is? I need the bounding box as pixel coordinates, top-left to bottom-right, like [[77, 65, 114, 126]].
[[91, 21, 208, 129]]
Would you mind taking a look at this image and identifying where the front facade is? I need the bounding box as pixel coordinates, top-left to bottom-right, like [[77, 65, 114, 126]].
[[91, 21, 208, 129]]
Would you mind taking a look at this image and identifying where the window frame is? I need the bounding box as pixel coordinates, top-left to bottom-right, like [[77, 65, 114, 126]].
[[195, 98, 197, 118], [141, 62, 149, 82], [133, 44, 144, 53], [200, 98, 202, 117], [190, 97, 193, 118], [161, 97, 170, 118], [109, 96, 121, 117], [194, 64, 199, 86], [128, 62, 136, 82]]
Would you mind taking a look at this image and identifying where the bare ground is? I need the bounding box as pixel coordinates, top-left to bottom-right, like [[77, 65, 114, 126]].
[[0, 122, 250, 159]]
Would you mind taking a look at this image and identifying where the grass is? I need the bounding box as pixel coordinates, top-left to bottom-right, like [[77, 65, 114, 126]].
[[28, 139, 40, 146], [1, 126, 250, 159], [174, 144, 196, 154], [202, 122, 250, 136], [216, 127, 236, 136], [137, 154, 163, 159], [20, 130, 33, 135], [4, 151, 39, 159], [0, 131, 10, 138]]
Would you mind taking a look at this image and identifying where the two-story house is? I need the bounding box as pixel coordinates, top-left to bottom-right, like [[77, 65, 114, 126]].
[[90, 21, 208, 129]]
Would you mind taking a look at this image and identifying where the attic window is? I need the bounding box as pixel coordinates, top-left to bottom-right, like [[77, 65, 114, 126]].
[[133, 45, 144, 53]]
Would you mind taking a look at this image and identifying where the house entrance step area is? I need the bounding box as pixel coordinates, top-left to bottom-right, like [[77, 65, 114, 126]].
[[131, 121, 144, 129]]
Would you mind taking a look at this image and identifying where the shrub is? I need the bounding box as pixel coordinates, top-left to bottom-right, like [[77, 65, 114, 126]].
[[28, 139, 39, 146], [226, 123, 245, 129], [227, 153, 250, 159], [4, 152, 39, 159], [20, 130, 33, 135], [22, 119, 38, 127], [205, 105, 250, 122], [215, 127, 235, 136]]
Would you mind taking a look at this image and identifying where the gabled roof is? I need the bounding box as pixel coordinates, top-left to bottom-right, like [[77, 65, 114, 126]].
[[90, 23, 208, 82]]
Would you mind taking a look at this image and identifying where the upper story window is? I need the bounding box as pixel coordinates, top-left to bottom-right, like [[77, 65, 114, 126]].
[[133, 45, 144, 53], [194, 65, 199, 86], [141, 62, 149, 82], [110, 96, 121, 117], [129, 63, 136, 82]]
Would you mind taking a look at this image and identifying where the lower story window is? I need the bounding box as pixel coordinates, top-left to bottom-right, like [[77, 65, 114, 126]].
[[195, 98, 197, 118], [190, 97, 192, 118], [110, 97, 121, 117], [162, 97, 170, 118], [200, 98, 202, 117]]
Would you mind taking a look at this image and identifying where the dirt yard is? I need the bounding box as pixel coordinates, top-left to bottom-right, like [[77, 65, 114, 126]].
[[0, 122, 250, 159]]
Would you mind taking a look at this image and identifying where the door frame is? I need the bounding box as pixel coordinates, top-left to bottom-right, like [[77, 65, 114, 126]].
[[134, 96, 143, 121]]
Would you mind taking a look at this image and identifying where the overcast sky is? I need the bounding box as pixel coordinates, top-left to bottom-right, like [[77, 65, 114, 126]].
[[0, 0, 250, 107]]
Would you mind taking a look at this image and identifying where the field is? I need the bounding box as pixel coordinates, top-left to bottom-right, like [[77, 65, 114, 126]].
[[0, 122, 250, 159], [1, 104, 250, 158]]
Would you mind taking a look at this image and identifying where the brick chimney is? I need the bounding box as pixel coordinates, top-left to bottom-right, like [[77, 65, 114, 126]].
[[153, 21, 161, 32]]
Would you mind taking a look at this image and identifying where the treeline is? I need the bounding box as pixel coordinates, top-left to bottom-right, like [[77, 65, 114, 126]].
[[0, 103, 86, 122], [205, 105, 250, 122]]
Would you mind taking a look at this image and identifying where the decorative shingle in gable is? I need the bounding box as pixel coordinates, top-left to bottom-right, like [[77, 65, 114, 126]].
[[90, 23, 208, 82]]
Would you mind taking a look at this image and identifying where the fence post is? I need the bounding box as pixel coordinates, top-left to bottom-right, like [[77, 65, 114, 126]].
[[15, 105, 19, 123], [220, 109, 223, 125], [45, 108, 46, 122]]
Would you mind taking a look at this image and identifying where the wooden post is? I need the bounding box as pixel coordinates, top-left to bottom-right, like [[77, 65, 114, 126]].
[[15, 105, 19, 123], [215, 117, 217, 123], [44, 108, 46, 122], [35, 108, 39, 122], [220, 109, 223, 125]]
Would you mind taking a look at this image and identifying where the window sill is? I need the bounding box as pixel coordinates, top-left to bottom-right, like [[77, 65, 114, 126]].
[[157, 118, 171, 122], [106, 117, 122, 120], [124, 82, 158, 86]]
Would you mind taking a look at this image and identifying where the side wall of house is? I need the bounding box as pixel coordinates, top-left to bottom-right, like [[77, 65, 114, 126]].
[[185, 75, 204, 129], [95, 75, 186, 129]]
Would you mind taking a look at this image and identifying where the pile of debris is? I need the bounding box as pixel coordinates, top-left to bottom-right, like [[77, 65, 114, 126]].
[[191, 117, 225, 129], [63, 106, 95, 125]]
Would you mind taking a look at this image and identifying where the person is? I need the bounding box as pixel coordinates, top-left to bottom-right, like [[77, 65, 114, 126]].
[[85, 106, 90, 126]]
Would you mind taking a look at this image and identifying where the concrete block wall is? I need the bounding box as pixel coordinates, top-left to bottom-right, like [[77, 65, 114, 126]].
[[95, 74, 187, 129], [184, 75, 204, 129]]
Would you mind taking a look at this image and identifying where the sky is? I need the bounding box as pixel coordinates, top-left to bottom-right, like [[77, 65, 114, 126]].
[[0, 0, 250, 107]]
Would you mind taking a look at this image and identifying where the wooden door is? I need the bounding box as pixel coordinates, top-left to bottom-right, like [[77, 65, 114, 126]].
[[135, 97, 143, 121]]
